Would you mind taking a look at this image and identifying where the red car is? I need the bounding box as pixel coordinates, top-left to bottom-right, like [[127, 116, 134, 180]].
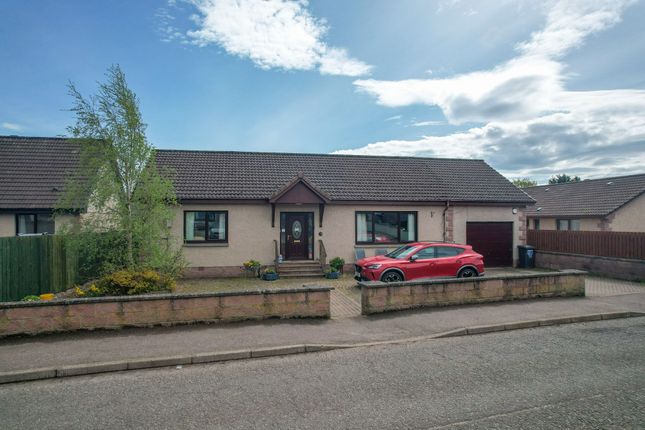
[[354, 242, 484, 283]]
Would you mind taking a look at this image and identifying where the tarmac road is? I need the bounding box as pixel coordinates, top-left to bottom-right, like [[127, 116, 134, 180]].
[[1, 318, 644, 429]]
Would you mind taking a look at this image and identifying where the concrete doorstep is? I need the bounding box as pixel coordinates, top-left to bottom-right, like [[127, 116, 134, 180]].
[[1, 311, 643, 385]]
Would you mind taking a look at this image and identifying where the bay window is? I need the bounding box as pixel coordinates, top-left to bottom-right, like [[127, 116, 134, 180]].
[[184, 211, 227, 243], [355, 211, 417, 244]]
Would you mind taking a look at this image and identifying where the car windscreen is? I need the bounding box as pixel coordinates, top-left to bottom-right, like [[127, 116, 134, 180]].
[[385, 245, 419, 259]]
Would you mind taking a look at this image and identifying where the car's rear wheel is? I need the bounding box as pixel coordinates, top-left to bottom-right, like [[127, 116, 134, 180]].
[[458, 267, 478, 278], [381, 270, 404, 282]]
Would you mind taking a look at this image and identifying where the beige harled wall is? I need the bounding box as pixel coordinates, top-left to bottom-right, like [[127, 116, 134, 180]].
[[321, 204, 445, 264], [610, 193, 645, 232], [0, 214, 14, 237], [452, 206, 522, 263], [0, 213, 79, 237], [173, 203, 524, 268]]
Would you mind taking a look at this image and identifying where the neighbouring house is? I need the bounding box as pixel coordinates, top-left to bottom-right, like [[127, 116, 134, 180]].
[[524, 174, 645, 232], [0, 136, 535, 275], [0, 136, 81, 236]]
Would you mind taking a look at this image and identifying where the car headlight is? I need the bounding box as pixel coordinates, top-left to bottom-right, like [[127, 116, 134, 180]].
[[367, 264, 382, 269]]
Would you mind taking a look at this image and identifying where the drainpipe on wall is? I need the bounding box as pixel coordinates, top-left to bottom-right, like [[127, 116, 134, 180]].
[[442, 200, 450, 242]]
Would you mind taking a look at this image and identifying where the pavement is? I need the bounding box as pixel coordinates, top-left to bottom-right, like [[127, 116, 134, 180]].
[[0, 274, 643, 380], [1, 318, 644, 429]]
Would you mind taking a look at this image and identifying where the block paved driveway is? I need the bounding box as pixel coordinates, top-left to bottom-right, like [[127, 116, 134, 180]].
[[329, 270, 644, 318], [586, 276, 645, 297]]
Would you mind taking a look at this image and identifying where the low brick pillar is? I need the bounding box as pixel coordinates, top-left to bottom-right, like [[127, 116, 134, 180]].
[[360, 270, 585, 315], [0, 287, 331, 337]]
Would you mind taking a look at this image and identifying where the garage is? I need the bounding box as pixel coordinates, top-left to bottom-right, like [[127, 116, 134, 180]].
[[466, 222, 513, 267]]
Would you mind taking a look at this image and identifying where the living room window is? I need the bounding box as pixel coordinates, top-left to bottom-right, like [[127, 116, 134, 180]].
[[355, 211, 417, 244], [16, 213, 55, 235], [184, 211, 228, 242]]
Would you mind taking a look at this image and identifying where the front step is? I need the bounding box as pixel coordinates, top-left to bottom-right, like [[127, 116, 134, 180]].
[[277, 260, 324, 277]]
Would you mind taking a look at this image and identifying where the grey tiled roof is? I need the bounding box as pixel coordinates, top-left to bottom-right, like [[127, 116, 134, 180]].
[[0, 136, 80, 210], [524, 174, 645, 217], [0, 136, 534, 208], [156, 149, 534, 204]]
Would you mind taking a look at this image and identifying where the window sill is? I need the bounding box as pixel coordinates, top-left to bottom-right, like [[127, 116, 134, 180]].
[[184, 242, 229, 248]]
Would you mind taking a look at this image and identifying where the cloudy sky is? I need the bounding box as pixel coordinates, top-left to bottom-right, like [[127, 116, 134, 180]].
[[1, 0, 644, 182]]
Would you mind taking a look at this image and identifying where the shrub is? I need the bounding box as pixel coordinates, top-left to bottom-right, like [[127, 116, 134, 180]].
[[329, 257, 345, 272], [74, 269, 175, 297], [21, 295, 40, 302], [263, 267, 276, 274]]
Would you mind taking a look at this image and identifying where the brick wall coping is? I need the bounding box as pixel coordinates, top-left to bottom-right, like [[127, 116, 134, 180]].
[[358, 270, 586, 289], [536, 250, 645, 264], [0, 286, 334, 309]]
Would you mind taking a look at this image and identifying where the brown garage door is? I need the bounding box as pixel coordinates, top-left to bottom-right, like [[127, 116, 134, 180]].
[[466, 222, 513, 267]]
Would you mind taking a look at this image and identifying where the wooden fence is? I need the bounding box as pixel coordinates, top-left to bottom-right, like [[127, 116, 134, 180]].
[[0, 235, 78, 302], [527, 230, 645, 260]]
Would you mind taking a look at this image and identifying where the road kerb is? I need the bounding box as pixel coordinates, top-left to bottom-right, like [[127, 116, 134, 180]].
[[601, 311, 633, 320], [127, 355, 192, 370], [1, 311, 643, 385], [466, 324, 506, 335], [251, 345, 306, 358], [0, 368, 56, 384], [57, 361, 128, 377], [431, 328, 467, 338], [191, 350, 251, 364]]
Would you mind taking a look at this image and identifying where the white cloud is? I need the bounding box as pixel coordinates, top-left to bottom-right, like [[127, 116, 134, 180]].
[[411, 120, 444, 127], [517, 0, 635, 58], [184, 0, 371, 76], [318, 47, 372, 77], [1, 122, 23, 131], [343, 0, 645, 179], [385, 115, 402, 121]]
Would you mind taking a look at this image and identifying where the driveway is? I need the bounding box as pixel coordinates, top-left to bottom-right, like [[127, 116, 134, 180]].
[[329, 268, 644, 319]]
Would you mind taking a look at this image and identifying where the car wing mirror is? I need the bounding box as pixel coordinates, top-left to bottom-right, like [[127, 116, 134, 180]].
[[409, 254, 419, 262]]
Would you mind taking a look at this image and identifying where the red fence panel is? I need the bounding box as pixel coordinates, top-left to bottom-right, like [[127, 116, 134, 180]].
[[527, 230, 645, 260]]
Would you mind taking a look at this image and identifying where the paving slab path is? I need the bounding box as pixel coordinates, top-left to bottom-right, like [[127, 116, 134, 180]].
[[1, 283, 644, 374]]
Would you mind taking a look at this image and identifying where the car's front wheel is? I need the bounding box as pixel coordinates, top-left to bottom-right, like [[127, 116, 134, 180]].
[[381, 270, 404, 283], [458, 267, 478, 278]]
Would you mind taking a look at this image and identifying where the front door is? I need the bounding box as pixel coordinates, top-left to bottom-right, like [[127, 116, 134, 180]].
[[284, 213, 309, 260]]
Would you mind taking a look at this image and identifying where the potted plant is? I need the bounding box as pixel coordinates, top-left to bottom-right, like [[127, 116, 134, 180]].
[[325, 256, 345, 279], [329, 257, 345, 274], [262, 267, 279, 281], [243, 259, 262, 278], [325, 267, 340, 279]]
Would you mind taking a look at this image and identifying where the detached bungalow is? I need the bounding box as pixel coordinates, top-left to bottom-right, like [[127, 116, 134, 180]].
[[156, 149, 534, 275], [524, 174, 645, 232], [0, 136, 535, 275]]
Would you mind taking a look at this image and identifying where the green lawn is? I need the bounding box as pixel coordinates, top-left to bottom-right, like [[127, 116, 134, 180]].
[[174, 273, 359, 294]]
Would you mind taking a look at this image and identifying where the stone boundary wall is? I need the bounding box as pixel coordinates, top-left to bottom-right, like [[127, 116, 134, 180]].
[[183, 266, 245, 278], [0, 287, 331, 337], [360, 271, 585, 315], [535, 251, 645, 282]]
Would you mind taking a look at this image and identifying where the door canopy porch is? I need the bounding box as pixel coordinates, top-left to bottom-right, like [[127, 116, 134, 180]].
[[269, 173, 331, 227]]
